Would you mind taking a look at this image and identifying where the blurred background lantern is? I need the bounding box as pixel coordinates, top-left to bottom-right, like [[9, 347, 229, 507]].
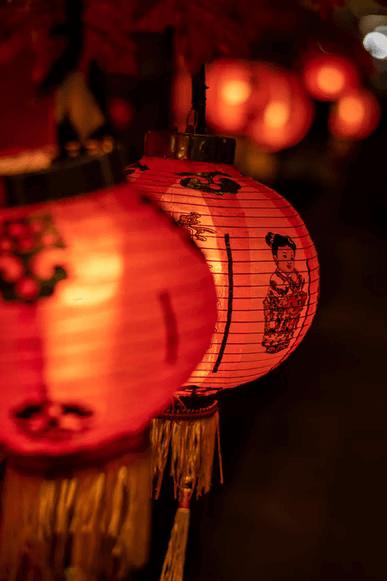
[[328, 87, 381, 140], [247, 63, 315, 152], [206, 59, 253, 134], [204, 59, 314, 152], [301, 53, 361, 101]]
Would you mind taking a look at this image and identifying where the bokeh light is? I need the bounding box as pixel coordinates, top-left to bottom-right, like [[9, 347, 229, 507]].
[[363, 30, 387, 60], [329, 88, 381, 140], [206, 59, 252, 133], [302, 54, 360, 101]]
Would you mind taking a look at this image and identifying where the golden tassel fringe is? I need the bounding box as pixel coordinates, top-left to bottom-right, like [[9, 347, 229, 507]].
[[160, 478, 192, 581], [160, 508, 190, 581], [151, 403, 222, 501], [0, 449, 151, 581]]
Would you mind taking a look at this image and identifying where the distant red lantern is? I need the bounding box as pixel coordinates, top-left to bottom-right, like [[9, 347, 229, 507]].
[[127, 131, 320, 395], [247, 63, 314, 152], [302, 54, 360, 101], [108, 97, 134, 129], [206, 59, 253, 134], [0, 152, 217, 580], [328, 88, 381, 140], [205, 60, 313, 151]]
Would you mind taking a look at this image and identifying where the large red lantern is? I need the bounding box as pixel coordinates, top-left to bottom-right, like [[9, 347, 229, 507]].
[[0, 150, 217, 580], [127, 131, 319, 395], [328, 88, 381, 140], [301, 53, 360, 101]]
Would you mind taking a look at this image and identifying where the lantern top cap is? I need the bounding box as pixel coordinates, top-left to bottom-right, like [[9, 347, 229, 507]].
[[2, 146, 125, 207], [144, 130, 236, 164]]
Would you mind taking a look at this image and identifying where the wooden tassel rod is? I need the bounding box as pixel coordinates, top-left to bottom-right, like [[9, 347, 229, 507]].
[[160, 479, 192, 581]]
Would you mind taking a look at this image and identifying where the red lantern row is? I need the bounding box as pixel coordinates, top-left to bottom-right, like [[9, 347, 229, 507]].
[[205, 59, 315, 153]]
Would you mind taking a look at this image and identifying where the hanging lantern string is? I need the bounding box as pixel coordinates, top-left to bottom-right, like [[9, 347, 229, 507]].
[[185, 64, 208, 134]]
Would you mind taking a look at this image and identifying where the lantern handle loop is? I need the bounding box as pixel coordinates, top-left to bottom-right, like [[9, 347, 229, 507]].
[[185, 108, 198, 134]]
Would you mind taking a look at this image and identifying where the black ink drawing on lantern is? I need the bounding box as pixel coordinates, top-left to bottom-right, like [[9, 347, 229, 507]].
[[176, 171, 241, 196], [176, 212, 216, 242], [0, 215, 67, 303], [124, 161, 150, 176], [262, 232, 307, 354]]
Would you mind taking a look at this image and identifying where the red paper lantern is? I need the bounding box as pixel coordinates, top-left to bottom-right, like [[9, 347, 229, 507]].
[[127, 131, 319, 396], [302, 54, 360, 101], [0, 166, 217, 470], [205, 60, 314, 152], [247, 63, 314, 152], [328, 88, 381, 140], [206, 59, 253, 134]]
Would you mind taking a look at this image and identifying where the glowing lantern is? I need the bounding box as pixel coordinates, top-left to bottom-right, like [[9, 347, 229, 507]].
[[206, 59, 253, 133], [328, 88, 381, 140], [302, 54, 360, 101], [127, 131, 319, 395], [205, 60, 313, 151], [248, 63, 314, 152], [0, 152, 217, 580]]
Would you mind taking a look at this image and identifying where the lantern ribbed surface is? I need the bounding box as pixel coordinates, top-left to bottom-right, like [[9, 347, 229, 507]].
[[0, 182, 217, 467], [127, 156, 319, 396]]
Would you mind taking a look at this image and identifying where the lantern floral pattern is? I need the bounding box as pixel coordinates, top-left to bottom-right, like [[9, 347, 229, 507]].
[[127, 156, 320, 395], [0, 214, 67, 303]]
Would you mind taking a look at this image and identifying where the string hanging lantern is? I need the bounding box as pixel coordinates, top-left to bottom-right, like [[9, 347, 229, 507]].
[[126, 64, 320, 581], [0, 65, 217, 581]]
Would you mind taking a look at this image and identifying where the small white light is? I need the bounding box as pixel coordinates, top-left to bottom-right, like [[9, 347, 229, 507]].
[[363, 31, 387, 60]]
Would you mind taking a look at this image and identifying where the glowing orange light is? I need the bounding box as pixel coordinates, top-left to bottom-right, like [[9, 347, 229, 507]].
[[329, 88, 381, 140], [206, 59, 252, 133], [248, 64, 314, 152], [316, 66, 345, 96], [263, 102, 290, 128], [302, 55, 360, 101], [220, 79, 252, 106], [338, 96, 365, 125]]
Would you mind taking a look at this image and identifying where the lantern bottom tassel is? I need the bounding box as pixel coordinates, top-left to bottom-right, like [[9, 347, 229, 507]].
[[160, 480, 192, 581], [0, 446, 152, 581]]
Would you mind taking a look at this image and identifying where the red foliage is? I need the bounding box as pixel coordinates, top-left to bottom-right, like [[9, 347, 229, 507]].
[[1, 0, 350, 76], [0, 0, 65, 77]]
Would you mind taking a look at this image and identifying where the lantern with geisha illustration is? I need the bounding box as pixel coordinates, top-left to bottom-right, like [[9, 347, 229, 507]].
[[126, 130, 319, 581], [128, 131, 319, 395], [0, 148, 217, 581]]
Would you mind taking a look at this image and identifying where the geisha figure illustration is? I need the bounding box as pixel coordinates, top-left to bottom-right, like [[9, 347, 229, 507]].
[[262, 232, 307, 354]]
